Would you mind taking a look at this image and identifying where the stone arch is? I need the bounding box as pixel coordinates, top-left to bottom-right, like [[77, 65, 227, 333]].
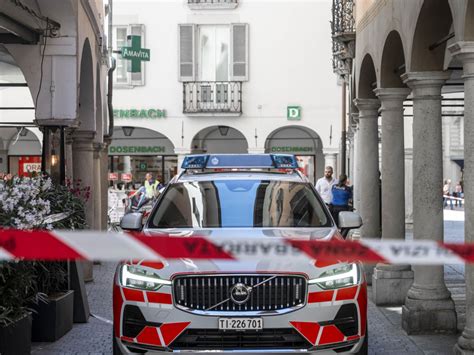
[[358, 53, 378, 99], [95, 64, 103, 140], [78, 38, 95, 131], [264, 125, 324, 183], [380, 31, 407, 88], [191, 126, 248, 154], [465, 0, 474, 40], [410, 0, 453, 71]]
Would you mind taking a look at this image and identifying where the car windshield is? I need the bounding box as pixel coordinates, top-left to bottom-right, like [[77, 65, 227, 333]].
[[149, 180, 331, 228]]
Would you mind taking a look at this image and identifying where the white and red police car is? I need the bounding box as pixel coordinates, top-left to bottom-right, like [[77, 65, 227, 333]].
[[113, 154, 367, 354]]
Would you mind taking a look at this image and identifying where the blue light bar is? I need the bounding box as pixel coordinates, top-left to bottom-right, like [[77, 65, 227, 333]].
[[181, 155, 209, 169], [181, 154, 299, 170]]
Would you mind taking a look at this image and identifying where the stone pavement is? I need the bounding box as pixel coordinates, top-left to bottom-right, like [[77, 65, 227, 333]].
[[31, 210, 466, 354]]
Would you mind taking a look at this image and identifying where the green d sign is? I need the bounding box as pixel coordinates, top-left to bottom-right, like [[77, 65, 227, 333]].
[[287, 106, 302, 120], [121, 35, 150, 73]]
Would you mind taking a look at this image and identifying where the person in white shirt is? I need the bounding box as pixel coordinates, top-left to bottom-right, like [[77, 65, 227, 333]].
[[315, 166, 336, 205]]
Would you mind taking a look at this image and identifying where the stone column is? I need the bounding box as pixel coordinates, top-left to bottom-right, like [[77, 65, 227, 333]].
[[450, 42, 474, 354], [372, 88, 414, 306], [93, 143, 103, 231], [65, 133, 74, 181], [323, 148, 338, 176], [353, 99, 381, 282], [401, 71, 456, 334], [72, 132, 95, 282], [352, 115, 361, 213], [123, 155, 132, 174], [101, 139, 111, 231], [248, 147, 266, 154]]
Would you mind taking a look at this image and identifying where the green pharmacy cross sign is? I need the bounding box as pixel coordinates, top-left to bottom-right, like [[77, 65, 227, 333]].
[[121, 35, 150, 73]]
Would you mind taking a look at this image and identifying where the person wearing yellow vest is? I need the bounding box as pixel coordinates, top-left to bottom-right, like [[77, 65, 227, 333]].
[[133, 173, 160, 209], [144, 173, 160, 199]]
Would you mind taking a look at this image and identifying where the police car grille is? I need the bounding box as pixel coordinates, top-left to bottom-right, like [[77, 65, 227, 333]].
[[173, 275, 307, 312]]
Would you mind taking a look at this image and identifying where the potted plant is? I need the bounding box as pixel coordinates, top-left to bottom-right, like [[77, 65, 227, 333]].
[[0, 175, 88, 346], [0, 261, 36, 354], [0, 175, 52, 353], [30, 178, 87, 341]]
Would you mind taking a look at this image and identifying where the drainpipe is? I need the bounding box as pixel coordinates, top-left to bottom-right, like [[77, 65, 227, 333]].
[[105, 0, 115, 139]]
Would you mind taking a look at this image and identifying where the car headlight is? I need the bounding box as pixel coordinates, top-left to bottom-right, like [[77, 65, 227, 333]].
[[120, 264, 171, 291], [309, 263, 360, 290]]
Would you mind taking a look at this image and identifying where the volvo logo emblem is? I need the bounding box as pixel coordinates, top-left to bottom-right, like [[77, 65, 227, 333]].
[[230, 283, 251, 305]]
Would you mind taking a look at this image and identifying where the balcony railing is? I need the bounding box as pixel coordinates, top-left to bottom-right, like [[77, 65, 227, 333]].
[[330, 0, 356, 79], [187, 0, 238, 9], [183, 81, 242, 115]]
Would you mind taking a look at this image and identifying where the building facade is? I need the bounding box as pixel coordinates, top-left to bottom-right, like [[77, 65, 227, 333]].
[[109, 0, 342, 188], [0, 0, 109, 233], [335, 0, 474, 351]]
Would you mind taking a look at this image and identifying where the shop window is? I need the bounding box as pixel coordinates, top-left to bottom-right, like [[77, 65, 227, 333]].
[[113, 24, 146, 87]]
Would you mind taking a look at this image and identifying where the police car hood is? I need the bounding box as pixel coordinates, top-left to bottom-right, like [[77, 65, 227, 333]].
[[141, 227, 336, 279]]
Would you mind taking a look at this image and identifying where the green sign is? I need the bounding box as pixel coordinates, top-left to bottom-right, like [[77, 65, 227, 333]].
[[139, 162, 148, 170], [113, 109, 166, 119], [287, 106, 302, 120], [121, 35, 150, 73], [271, 146, 313, 153], [109, 146, 166, 154]]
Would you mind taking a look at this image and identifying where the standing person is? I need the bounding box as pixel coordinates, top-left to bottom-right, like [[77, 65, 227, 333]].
[[443, 179, 454, 210], [331, 174, 353, 225], [315, 166, 336, 206], [144, 173, 160, 200], [455, 180, 463, 207]]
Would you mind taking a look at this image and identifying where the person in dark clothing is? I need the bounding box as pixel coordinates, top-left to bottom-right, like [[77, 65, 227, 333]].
[[331, 174, 353, 226]]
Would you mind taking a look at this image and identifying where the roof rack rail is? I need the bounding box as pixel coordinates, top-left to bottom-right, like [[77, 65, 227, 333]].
[[181, 154, 299, 170]]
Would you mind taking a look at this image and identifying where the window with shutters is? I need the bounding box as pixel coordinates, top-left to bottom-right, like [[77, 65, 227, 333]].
[[187, 0, 238, 10], [113, 25, 146, 87], [179, 23, 248, 114]]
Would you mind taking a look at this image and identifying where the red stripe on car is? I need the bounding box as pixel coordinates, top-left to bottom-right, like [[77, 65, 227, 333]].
[[113, 284, 124, 337], [136, 326, 162, 346], [318, 325, 345, 345], [147, 292, 172, 304], [335, 285, 358, 301], [122, 288, 145, 302], [289, 321, 320, 345], [160, 322, 191, 346], [308, 290, 334, 303], [357, 282, 368, 336]]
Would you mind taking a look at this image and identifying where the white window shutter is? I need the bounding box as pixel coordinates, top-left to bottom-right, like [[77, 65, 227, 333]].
[[179, 24, 195, 82], [129, 24, 145, 86], [230, 23, 249, 81]]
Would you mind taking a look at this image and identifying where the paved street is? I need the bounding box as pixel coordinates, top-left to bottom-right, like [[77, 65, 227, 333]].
[[31, 210, 465, 354]]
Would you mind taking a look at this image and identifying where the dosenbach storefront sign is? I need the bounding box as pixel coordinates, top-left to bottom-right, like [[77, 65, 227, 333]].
[[114, 109, 166, 119], [109, 146, 166, 154], [271, 146, 314, 153]]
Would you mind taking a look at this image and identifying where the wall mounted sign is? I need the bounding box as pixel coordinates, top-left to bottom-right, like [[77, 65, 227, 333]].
[[287, 106, 302, 120], [114, 109, 166, 119], [108, 172, 119, 181], [271, 146, 313, 153], [109, 146, 167, 155], [121, 35, 150, 73], [18, 156, 41, 177], [121, 173, 133, 182]]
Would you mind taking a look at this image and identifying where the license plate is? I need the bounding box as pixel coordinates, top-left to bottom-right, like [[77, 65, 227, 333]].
[[218, 318, 263, 331]]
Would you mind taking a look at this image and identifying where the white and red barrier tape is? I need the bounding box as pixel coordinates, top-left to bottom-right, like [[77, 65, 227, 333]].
[[0, 229, 473, 265]]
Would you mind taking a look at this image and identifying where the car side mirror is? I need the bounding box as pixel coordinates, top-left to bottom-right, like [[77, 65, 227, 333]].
[[338, 211, 362, 230], [120, 212, 143, 231]]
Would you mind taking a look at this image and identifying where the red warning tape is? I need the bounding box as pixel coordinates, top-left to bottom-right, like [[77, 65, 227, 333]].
[[0, 229, 471, 265]]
